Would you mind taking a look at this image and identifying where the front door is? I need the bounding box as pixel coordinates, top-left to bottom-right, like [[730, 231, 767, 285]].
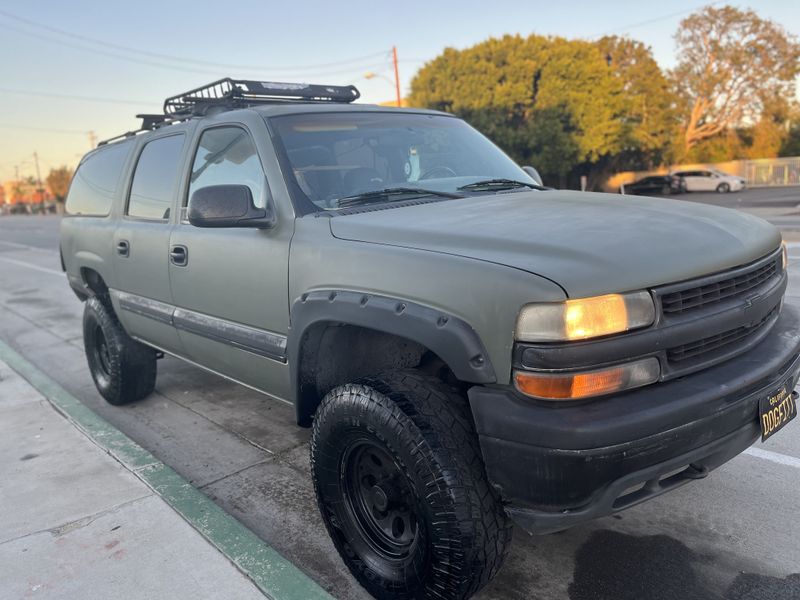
[[168, 122, 293, 400], [111, 132, 187, 354]]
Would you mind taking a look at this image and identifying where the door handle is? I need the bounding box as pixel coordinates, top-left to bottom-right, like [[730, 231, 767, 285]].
[[170, 245, 188, 266], [116, 240, 129, 257]]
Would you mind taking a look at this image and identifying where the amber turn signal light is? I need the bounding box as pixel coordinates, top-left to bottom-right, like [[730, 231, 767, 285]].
[[513, 357, 660, 400]]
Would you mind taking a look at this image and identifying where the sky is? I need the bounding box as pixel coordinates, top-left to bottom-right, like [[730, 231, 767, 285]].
[[0, 0, 798, 182]]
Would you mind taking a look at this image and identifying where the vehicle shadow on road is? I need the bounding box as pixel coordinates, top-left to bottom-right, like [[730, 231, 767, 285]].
[[568, 529, 799, 600]]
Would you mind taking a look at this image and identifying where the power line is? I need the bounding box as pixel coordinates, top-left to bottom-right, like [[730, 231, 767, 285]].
[[0, 22, 218, 75], [0, 122, 87, 134], [0, 22, 392, 80], [593, 1, 723, 37], [0, 9, 391, 73], [0, 87, 152, 106]]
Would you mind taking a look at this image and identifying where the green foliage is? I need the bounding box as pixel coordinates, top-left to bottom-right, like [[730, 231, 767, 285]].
[[781, 123, 800, 157], [407, 6, 800, 186], [597, 36, 680, 164], [409, 34, 675, 185]]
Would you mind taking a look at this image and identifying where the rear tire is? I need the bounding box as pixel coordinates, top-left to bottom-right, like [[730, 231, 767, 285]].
[[83, 296, 157, 405], [716, 182, 730, 193], [311, 370, 511, 600]]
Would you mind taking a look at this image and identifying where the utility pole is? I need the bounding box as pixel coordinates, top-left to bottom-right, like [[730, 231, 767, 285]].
[[33, 152, 42, 186], [88, 130, 97, 149], [33, 151, 44, 204], [392, 46, 401, 107], [14, 165, 19, 182]]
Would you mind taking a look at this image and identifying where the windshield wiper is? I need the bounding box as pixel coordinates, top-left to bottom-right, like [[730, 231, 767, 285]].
[[336, 187, 463, 208], [457, 178, 548, 192]]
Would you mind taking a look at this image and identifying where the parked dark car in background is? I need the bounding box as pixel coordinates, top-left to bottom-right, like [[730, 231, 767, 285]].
[[622, 175, 686, 196]]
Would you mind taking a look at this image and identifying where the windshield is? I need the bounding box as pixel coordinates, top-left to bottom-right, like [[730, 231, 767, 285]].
[[269, 112, 534, 210]]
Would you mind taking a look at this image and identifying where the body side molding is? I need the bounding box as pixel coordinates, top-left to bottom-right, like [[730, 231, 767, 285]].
[[110, 289, 287, 361]]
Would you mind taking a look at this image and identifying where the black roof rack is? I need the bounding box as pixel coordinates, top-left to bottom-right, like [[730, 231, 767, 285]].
[[163, 78, 360, 115], [98, 78, 360, 146]]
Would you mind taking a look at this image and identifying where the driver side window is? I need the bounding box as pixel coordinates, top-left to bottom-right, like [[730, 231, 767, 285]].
[[188, 126, 267, 209]]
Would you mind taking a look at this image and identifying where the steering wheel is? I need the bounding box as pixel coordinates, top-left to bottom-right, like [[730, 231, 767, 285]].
[[419, 166, 457, 180]]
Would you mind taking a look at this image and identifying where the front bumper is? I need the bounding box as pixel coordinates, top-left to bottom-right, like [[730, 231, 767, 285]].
[[468, 304, 800, 535]]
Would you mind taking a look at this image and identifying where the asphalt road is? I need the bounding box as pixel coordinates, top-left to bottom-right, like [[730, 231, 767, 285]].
[[666, 185, 800, 238], [2, 190, 800, 600]]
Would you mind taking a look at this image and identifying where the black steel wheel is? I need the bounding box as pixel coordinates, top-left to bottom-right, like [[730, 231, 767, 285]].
[[311, 370, 511, 600], [342, 440, 421, 569], [83, 296, 157, 405], [87, 322, 113, 388]]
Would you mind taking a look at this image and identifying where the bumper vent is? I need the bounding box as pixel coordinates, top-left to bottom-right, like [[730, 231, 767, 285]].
[[661, 259, 778, 315]]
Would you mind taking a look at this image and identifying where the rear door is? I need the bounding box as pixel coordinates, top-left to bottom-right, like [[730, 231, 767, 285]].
[[168, 116, 293, 399], [696, 171, 717, 191], [678, 171, 701, 192], [111, 132, 187, 353]]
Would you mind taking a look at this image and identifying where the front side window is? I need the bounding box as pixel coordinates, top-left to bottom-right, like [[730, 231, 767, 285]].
[[270, 112, 533, 211], [127, 134, 185, 220], [188, 127, 266, 209]]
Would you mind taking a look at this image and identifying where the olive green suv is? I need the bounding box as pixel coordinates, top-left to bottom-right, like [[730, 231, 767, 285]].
[[60, 79, 799, 600]]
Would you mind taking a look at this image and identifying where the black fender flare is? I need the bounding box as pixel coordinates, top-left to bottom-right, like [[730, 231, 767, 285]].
[[288, 290, 496, 425]]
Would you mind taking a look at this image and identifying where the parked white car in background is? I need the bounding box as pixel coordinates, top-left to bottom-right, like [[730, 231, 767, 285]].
[[671, 169, 746, 193]]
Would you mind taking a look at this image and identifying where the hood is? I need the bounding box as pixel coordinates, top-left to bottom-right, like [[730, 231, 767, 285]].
[[329, 191, 780, 297]]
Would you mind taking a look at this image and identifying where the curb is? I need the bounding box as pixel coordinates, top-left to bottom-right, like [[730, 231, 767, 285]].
[[0, 339, 333, 600]]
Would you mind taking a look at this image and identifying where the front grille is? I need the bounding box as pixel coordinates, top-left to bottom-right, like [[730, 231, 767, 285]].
[[661, 259, 778, 315], [667, 308, 778, 363]]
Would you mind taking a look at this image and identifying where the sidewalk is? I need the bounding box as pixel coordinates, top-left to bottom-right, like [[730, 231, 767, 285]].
[[0, 357, 266, 599], [0, 346, 331, 600]]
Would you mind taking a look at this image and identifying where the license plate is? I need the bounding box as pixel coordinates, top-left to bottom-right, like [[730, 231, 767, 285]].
[[759, 382, 797, 441]]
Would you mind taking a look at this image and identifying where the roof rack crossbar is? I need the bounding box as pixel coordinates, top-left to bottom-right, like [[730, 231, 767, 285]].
[[163, 78, 360, 115]]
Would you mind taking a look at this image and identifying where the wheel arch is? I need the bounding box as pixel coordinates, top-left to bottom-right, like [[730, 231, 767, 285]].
[[288, 290, 496, 426]]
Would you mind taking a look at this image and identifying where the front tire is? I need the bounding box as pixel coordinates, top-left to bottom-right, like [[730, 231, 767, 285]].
[[311, 370, 511, 600], [83, 296, 157, 405], [716, 182, 731, 193]]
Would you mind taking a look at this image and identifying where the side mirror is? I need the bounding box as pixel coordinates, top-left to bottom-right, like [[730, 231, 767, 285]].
[[188, 185, 275, 228], [522, 165, 543, 187]]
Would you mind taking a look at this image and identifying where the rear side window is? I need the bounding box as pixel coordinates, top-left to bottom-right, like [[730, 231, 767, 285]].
[[66, 143, 131, 216], [127, 134, 185, 220]]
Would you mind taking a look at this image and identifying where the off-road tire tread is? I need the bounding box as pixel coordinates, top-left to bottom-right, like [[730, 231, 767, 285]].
[[311, 369, 512, 600], [83, 296, 157, 405]]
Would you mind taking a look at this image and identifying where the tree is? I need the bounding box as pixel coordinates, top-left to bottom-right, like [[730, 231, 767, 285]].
[[409, 35, 631, 186], [408, 34, 676, 187], [598, 36, 680, 166], [673, 5, 800, 151], [46, 166, 73, 203]]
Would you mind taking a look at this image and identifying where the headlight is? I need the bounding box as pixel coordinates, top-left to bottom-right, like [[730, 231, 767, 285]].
[[782, 242, 788, 271], [516, 291, 655, 342]]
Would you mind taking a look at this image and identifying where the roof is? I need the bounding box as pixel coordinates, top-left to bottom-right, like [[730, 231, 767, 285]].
[[249, 102, 451, 118]]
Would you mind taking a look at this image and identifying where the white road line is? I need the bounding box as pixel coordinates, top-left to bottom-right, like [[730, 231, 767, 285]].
[[0, 239, 51, 253], [0, 256, 65, 277], [744, 446, 800, 470]]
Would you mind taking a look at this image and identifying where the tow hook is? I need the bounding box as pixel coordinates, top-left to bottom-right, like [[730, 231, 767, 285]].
[[685, 464, 709, 480]]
